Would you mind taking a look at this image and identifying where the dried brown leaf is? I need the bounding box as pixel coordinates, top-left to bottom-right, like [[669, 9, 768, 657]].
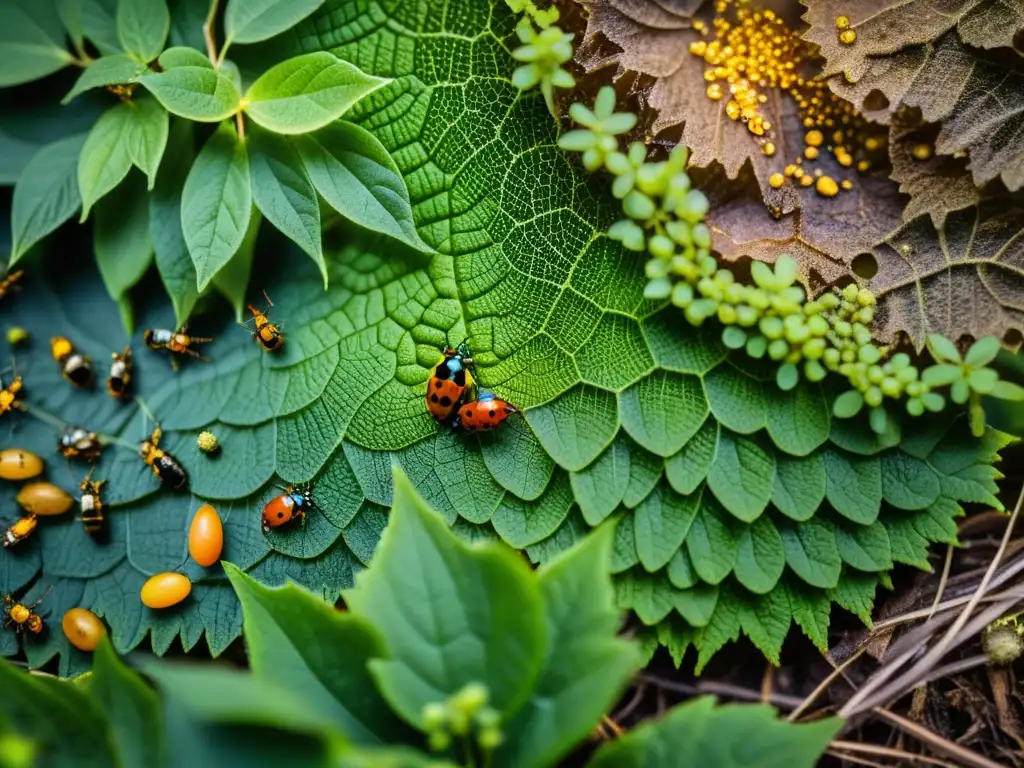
[[578, 0, 802, 214], [866, 199, 1024, 348], [889, 110, 980, 228], [803, 0, 1024, 191], [700, 156, 905, 286]]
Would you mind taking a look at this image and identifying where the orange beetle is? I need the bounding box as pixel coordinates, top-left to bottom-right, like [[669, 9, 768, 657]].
[[262, 485, 313, 533], [2, 514, 37, 548], [144, 327, 213, 365], [3, 590, 47, 635], [452, 389, 519, 433], [0, 269, 24, 303], [426, 342, 475, 423], [0, 375, 24, 417]]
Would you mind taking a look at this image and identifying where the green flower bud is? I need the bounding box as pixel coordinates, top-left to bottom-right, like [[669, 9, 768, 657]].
[[843, 284, 860, 303], [428, 731, 452, 752], [645, 278, 672, 300], [623, 190, 655, 220], [805, 360, 827, 382], [823, 347, 841, 368], [692, 223, 711, 249], [422, 702, 448, 731], [478, 727, 504, 751], [736, 305, 759, 327], [864, 386, 883, 408], [717, 303, 738, 325], [745, 334, 768, 358], [648, 234, 675, 260], [768, 339, 789, 361], [670, 282, 693, 307]]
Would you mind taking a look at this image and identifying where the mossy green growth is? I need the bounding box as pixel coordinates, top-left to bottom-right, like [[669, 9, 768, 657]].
[[557, 84, 1024, 438]]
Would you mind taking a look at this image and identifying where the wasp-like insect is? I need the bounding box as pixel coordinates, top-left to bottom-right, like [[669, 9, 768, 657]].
[[79, 475, 106, 536], [107, 347, 132, 399], [51, 336, 93, 388], [0, 375, 24, 418], [2, 514, 37, 548], [3, 589, 48, 636], [242, 291, 284, 352], [144, 327, 213, 366], [0, 270, 24, 304], [59, 426, 103, 461], [140, 426, 188, 490]]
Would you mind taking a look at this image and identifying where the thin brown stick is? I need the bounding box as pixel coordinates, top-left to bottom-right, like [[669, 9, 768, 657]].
[[830, 740, 959, 768], [840, 484, 1024, 717], [600, 715, 623, 738], [825, 749, 889, 768], [927, 544, 955, 620], [787, 645, 866, 722], [875, 708, 1008, 768], [612, 683, 646, 723], [638, 673, 804, 709]]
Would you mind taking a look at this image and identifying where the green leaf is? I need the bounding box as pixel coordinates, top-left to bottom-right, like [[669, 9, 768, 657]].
[[223, 0, 326, 45], [823, 449, 882, 525], [11, 133, 86, 262], [966, 336, 1002, 367], [139, 66, 242, 121], [880, 451, 941, 510], [249, 127, 323, 272], [497, 524, 639, 768], [706, 432, 775, 522], [491, 470, 574, 548], [927, 334, 962, 364], [296, 120, 433, 257], [524, 384, 618, 472], [772, 453, 826, 522], [57, 0, 85, 52], [77, 102, 136, 219], [734, 516, 786, 594], [244, 52, 387, 134], [766, 384, 830, 456], [588, 696, 840, 768], [704, 364, 767, 434], [91, 639, 163, 768], [212, 207, 260, 320], [224, 564, 412, 744], [787, 580, 832, 652], [0, 659, 116, 765], [685, 496, 738, 585], [181, 121, 252, 290], [94, 171, 153, 309], [619, 370, 708, 456], [81, 0, 120, 54], [159, 45, 212, 69], [345, 469, 546, 727], [0, 0, 73, 87], [478, 417, 554, 501], [665, 417, 718, 495], [125, 93, 169, 188], [634, 485, 700, 571], [116, 0, 168, 61], [150, 117, 198, 326], [62, 53, 149, 103], [836, 521, 893, 572], [569, 434, 631, 525], [779, 519, 842, 589]]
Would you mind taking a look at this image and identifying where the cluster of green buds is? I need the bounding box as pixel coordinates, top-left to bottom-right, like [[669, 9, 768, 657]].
[[507, 0, 575, 116], [421, 682, 503, 755]]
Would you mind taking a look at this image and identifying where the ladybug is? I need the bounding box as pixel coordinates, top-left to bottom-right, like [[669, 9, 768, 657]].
[[453, 389, 519, 433], [426, 342, 475, 423], [262, 485, 314, 533]]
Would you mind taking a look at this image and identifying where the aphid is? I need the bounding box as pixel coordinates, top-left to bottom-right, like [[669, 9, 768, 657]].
[[62, 608, 106, 651], [79, 477, 106, 536], [140, 572, 191, 608], [188, 503, 223, 567], [0, 375, 25, 417], [106, 347, 133, 399], [243, 291, 284, 352], [0, 448, 43, 480], [143, 327, 213, 364], [59, 426, 103, 461], [262, 484, 314, 533], [16, 481, 73, 516], [3, 591, 46, 635], [139, 426, 188, 490], [2, 514, 37, 548], [426, 342, 476, 423], [0, 270, 24, 303], [452, 389, 519, 433], [51, 336, 93, 388]]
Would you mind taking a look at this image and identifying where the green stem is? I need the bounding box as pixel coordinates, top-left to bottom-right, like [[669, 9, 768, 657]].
[[203, 0, 221, 65]]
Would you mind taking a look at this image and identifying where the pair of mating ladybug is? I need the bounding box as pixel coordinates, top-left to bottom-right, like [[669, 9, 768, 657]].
[[426, 342, 518, 432]]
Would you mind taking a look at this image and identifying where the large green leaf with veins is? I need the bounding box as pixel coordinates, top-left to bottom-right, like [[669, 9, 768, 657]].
[[0, 0, 1013, 675]]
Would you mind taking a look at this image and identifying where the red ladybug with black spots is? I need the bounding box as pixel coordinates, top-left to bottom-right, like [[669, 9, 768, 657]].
[[426, 342, 475, 423], [453, 389, 519, 433]]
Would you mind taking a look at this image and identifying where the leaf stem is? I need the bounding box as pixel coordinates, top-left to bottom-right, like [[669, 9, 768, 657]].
[[203, 0, 221, 65], [235, 111, 246, 142]]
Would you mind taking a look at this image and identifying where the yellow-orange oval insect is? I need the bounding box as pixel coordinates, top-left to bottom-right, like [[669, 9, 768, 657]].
[[140, 573, 191, 609], [62, 608, 106, 651], [16, 482, 73, 516], [188, 504, 223, 567], [0, 449, 43, 480]]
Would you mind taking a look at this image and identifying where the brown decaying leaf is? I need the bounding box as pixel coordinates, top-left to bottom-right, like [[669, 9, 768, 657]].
[[803, 0, 1024, 192], [889, 110, 980, 228], [699, 152, 905, 288], [577, 0, 802, 214], [867, 200, 1024, 348]]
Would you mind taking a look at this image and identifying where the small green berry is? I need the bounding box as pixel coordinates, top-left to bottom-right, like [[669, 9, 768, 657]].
[[6, 327, 28, 346], [197, 431, 219, 453]]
